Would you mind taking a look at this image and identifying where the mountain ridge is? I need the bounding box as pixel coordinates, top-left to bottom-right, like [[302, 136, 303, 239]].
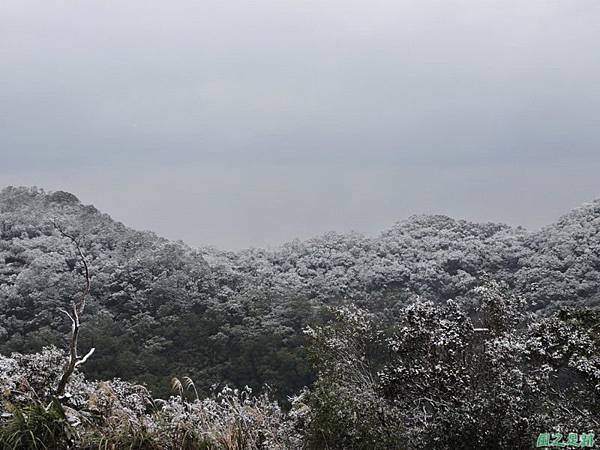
[[1, 185, 600, 398]]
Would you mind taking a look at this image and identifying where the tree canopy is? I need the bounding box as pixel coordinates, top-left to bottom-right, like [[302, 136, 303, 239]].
[[1, 186, 600, 402]]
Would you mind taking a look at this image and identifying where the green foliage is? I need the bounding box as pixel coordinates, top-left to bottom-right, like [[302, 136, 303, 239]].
[[83, 419, 162, 450], [0, 399, 76, 450]]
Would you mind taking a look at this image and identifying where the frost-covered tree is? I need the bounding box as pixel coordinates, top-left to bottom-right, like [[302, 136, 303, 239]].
[[302, 283, 600, 450]]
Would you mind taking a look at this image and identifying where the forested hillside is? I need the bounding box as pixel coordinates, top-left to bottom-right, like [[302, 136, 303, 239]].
[[1, 185, 600, 400]]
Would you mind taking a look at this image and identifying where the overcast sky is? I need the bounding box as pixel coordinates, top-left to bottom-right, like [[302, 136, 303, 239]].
[[1, 0, 600, 249]]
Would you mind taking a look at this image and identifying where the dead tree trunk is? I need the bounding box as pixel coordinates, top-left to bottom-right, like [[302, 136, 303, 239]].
[[52, 221, 95, 396]]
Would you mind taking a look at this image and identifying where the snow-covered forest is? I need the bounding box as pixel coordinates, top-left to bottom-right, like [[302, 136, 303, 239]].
[[1, 186, 599, 449]]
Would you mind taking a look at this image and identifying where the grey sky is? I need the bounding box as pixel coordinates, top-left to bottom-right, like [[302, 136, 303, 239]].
[[1, 0, 600, 249]]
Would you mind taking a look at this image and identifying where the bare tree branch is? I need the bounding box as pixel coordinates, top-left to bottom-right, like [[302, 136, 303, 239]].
[[75, 347, 96, 367], [51, 220, 91, 314], [52, 220, 95, 396]]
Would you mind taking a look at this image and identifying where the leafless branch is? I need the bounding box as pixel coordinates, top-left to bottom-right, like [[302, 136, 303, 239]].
[[52, 220, 94, 396], [75, 347, 96, 367], [51, 220, 91, 315]]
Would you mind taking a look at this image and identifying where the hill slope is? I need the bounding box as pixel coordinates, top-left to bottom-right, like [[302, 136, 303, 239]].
[[1, 186, 600, 397]]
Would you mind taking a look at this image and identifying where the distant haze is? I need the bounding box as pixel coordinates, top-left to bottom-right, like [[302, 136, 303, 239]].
[[1, 0, 600, 249]]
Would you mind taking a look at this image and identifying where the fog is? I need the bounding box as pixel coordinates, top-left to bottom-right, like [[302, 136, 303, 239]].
[[2, 0, 599, 249]]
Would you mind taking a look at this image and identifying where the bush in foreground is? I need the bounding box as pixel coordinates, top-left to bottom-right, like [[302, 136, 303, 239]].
[[0, 349, 300, 450]]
